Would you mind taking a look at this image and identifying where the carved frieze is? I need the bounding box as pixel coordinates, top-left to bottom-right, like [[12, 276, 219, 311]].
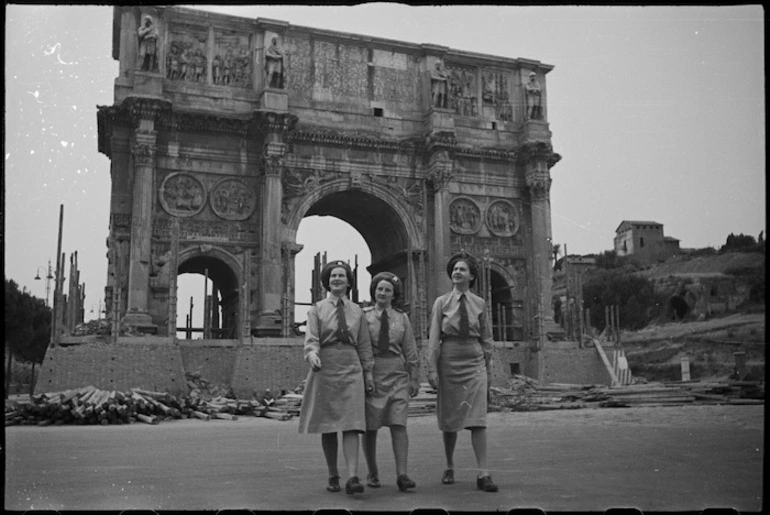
[[450, 197, 482, 235], [159, 172, 206, 217], [446, 64, 478, 117], [213, 30, 252, 88], [210, 178, 257, 221], [451, 235, 524, 256], [153, 218, 257, 242], [158, 111, 251, 136], [485, 199, 520, 237], [166, 24, 208, 83], [481, 70, 513, 122]]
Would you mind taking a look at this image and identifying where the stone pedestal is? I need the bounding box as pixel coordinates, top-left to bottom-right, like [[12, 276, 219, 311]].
[[260, 89, 288, 112], [425, 108, 455, 132], [522, 119, 552, 142], [121, 310, 158, 334], [252, 312, 283, 338], [133, 71, 163, 97]]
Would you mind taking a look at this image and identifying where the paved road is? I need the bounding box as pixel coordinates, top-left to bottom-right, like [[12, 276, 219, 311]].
[[4, 404, 764, 512]]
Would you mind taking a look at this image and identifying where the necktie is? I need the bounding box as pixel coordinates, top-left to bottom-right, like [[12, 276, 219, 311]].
[[336, 299, 350, 344], [459, 293, 470, 338], [378, 309, 390, 354]]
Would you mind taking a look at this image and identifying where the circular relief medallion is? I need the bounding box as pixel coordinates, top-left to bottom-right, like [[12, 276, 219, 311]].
[[449, 197, 482, 235], [210, 178, 256, 221], [159, 173, 206, 217], [485, 199, 520, 237]]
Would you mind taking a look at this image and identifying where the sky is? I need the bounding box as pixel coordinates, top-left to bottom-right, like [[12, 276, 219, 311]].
[[4, 4, 765, 328]]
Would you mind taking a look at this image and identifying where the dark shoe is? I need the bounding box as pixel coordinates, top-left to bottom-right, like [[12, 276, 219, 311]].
[[397, 474, 416, 491], [345, 476, 364, 494], [441, 469, 454, 485], [366, 473, 381, 488], [327, 475, 340, 492], [476, 475, 499, 492]]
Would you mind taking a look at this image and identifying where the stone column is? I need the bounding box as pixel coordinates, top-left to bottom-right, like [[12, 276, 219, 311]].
[[521, 142, 562, 345], [121, 131, 157, 333], [121, 98, 170, 334], [254, 151, 285, 337], [252, 110, 296, 337], [427, 149, 455, 296]]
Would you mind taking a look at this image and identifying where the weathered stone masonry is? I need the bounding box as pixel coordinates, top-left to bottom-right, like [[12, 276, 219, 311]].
[[37, 6, 616, 395]]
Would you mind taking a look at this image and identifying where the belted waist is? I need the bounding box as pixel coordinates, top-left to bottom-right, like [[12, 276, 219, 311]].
[[373, 352, 402, 359], [320, 339, 356, 348], [441, 335, 478, 343]]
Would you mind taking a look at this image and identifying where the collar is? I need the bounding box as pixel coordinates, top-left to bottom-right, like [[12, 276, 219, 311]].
[[327, 294, 348, 304], [451, 288, 470, 301]]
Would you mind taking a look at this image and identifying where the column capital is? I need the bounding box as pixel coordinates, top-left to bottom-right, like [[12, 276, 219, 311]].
[[130, 140, 157, 167], [261, 154, 285, 176], [426, 160, 454, 193]]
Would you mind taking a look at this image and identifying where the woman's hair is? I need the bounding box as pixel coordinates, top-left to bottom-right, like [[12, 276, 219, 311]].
[[320, 260, 355, 293], [446, 251, 479, 288], [369, 272, 402, 303]]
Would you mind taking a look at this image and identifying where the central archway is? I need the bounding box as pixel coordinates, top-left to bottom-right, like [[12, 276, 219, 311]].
[[286, 181, 427, 339]]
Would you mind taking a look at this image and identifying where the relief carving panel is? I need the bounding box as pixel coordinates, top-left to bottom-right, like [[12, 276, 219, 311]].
[[210, 178, 257, 221], [485, 199, 520, 237], [447, 64, 477, 117], [166, 24, 208, 83], [482, 70, 513, 122], [159, 172, 206, 217], [450, 197, 482, 235], [212, 31, 252, 88]]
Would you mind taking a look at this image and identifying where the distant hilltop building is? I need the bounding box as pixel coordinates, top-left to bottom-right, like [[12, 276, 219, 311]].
[[614, 220, 680, 265]]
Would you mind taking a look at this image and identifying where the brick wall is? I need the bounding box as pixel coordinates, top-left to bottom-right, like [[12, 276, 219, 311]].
[[179, 341, 239, 386], [35, 337, 610, 398], [35, 341, 187, 395], [539, 347, 612, 385], [230, 339, 308, 398]]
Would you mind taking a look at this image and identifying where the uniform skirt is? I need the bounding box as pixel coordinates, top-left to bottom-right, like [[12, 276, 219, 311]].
[[365, 355, 410, 430], [436, 337, 488, 432], [298, 342, 366, 434]]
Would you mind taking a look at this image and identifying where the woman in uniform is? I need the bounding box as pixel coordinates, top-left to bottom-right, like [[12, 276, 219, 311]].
[[426, 252, 499, 492], [298, 260, 375, 495], [362, 272, 420, 492]]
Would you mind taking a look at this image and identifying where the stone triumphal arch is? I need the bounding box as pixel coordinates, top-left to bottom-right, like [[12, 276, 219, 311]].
[[87, 6, 564, 390]]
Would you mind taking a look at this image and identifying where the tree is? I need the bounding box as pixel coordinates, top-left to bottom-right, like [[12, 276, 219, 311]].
[[720, 233, 759, 253], [582, 269, 664, 331], [5, 278, 51, 396]]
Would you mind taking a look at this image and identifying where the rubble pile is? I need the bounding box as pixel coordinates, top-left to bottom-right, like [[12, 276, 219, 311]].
[[71, 319, 112, 336]]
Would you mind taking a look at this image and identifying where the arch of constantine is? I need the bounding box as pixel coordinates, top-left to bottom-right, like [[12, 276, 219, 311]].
[[36, 6, 614, 396]]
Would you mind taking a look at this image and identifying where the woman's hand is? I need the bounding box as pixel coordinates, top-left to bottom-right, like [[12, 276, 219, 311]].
[[365, 374, 375, 397], [428, 371, 438, 390], [308, 351, 322, 371], [408, 379, 421, 397]]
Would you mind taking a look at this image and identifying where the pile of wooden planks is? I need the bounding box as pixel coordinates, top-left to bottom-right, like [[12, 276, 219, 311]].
[[488, 375, 764, 411], [4, 386, 187, 426], [5, 386, 279, 426]]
